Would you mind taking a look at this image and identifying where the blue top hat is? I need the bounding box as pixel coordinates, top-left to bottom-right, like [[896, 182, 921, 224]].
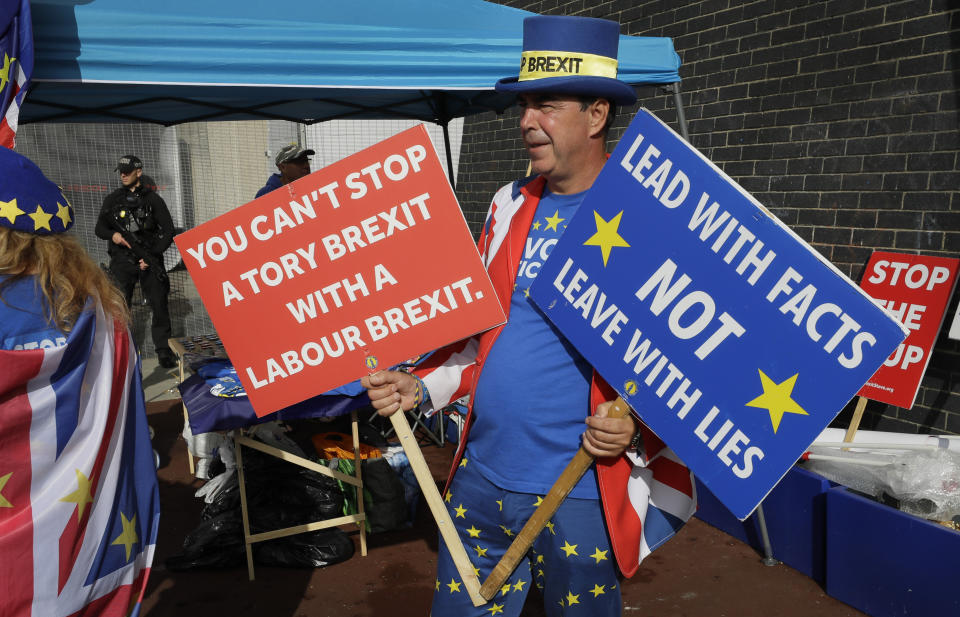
[[0, 147, 74, 235], [495, 15, 638, 106]]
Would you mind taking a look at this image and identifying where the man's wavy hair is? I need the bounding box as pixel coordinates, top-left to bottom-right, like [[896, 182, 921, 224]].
[[0, 228, 128, 332]]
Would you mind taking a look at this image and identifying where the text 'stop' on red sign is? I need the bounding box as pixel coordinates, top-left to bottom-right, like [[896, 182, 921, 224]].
[[857, 251, 960, 408]]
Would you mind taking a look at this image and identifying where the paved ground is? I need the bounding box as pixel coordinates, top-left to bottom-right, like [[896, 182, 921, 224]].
[[139, 378, 867, 617]]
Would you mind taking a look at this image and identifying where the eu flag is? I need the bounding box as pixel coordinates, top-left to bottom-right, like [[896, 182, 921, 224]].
[[0, 0, 33, 148]]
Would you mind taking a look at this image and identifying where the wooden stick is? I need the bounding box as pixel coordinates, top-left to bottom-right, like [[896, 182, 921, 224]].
[[842, 396, 869, 448], [479, 397, 632, 601], [390, 410, 485, 607], [234, 433, 256, 581], [350, 408, 367, 557]]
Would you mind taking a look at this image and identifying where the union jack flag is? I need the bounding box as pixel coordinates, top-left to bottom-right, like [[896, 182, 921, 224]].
[[0, 302, 160, 616], [0, 0, 33, 148]]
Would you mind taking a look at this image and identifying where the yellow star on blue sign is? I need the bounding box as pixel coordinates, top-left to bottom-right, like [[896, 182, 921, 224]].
[[583, 210, 630, 266], [745, 370, 809, 433]]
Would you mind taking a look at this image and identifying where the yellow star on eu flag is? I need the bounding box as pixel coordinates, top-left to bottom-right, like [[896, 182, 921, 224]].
[[565, 591, 581, 606], [453, 503, 467, 518], [60, 468, 94, 522], [0, 472, 13, 508], [590, 584, 606, 597], [0, 53, 13, 93], [560, 540, 578, 557], [745, 369, 809, 433], [487, 602, 505, 615], [466, 525, 481, 538], [447, 579, 462, 593], [111, 512, 139, 562], [583, 210, 630, 266]]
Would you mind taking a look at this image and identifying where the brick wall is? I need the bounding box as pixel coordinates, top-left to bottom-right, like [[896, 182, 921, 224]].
[[457, 0, 960, 434]]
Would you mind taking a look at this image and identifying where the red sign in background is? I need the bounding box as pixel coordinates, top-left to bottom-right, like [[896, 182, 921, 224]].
[[857, 251, 959, 409], [175, 126, 506, 416]]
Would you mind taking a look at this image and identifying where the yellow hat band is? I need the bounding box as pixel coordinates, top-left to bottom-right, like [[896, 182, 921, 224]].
[[518, 50, 618, 82]]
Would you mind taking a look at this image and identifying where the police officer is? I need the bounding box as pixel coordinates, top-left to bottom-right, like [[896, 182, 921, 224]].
[[95, 155, 177, 368]]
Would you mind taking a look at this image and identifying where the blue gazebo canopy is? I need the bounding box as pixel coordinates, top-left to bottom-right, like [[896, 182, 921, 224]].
[[24, 0, 682, 126]]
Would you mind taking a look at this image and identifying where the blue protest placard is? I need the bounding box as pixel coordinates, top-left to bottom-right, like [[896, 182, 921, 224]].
[[529, 109, 908, 520]]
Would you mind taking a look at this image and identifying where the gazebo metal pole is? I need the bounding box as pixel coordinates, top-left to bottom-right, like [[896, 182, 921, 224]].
[[441, 118, 456, 192], [664, 82, 691, 143]]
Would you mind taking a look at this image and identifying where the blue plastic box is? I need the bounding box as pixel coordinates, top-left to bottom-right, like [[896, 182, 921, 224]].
[[695, 466, 833, 583], [825, 487, 960, 617]]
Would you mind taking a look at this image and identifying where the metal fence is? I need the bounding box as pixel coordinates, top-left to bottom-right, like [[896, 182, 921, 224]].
[[14, 118, 462, 353]]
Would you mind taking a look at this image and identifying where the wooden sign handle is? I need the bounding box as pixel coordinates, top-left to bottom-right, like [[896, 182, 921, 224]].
[[389, 410, 486, 607], [843, 396, 869, 444], [479, 397, 633, 600]]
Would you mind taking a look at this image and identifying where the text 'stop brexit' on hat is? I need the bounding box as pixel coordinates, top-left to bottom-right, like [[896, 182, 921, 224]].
[[495, 15, 638, 106]]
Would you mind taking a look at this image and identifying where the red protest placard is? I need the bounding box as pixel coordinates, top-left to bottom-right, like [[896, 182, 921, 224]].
[[857, 251, 959, 408], [175, 125, 506, 416]]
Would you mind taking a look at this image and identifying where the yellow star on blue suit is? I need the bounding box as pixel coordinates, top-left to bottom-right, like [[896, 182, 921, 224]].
[[560, 540, 578, 557], [453, 503, 468, 518], [487, 603, 504, 615], [111, 513, 139, 562], [447, 579, 462, 593], [590, 584, 606, 597], [29, 205, 53, 232], [544, 210, 565, 232], [0, 53, 13, 94], [583, 210, 630, 266], [745, 370, 809, 433]]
